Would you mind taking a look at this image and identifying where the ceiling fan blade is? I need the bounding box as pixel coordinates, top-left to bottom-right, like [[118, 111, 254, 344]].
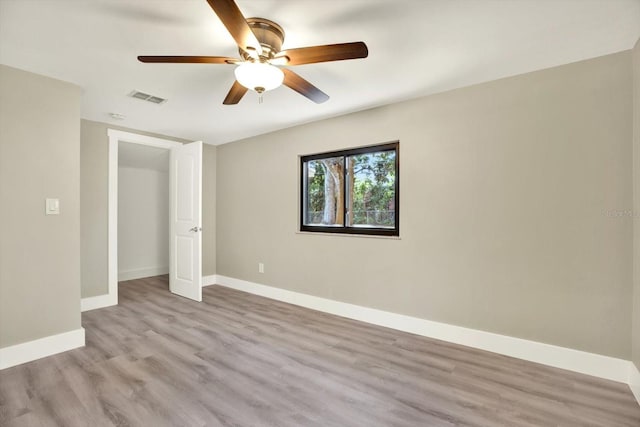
[[206, 0, 262, 57], [223, 80, 249, 105], [276, 42, 368, 66], [138, 56, 238, 64], [282, 69, 329, 104]]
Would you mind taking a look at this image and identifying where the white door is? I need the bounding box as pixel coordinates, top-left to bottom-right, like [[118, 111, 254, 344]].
[[169, 141, 202, 301]]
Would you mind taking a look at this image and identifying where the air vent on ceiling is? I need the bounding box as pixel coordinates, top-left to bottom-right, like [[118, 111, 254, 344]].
[[128, 90, 167, 104]]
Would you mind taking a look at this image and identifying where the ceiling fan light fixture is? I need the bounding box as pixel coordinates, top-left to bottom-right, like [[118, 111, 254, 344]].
[[234, 62, 284, 92]]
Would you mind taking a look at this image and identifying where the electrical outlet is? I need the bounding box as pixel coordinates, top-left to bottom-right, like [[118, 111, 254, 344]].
[[258, 262, 264, 273]]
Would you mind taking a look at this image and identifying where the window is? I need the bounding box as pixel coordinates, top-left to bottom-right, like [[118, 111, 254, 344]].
[[301, 142, 399, 236]]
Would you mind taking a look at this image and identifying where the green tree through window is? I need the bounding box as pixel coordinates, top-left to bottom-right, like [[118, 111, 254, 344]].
[[301, 142, 399, 236]]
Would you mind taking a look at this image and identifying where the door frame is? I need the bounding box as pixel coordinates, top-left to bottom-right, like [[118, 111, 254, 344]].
[[81, 129, 182, 312]]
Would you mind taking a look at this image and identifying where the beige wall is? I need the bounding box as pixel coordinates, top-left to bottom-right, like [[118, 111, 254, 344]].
[[80, 120, 109, 297], [217, 52, 633, 359], [80, 120, 216, 297], [633, 39, 640, 370], [0, 65, 82, 347]]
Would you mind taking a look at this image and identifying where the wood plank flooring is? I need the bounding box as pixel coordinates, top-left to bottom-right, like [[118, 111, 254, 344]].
[[1, 275, 639, 426]]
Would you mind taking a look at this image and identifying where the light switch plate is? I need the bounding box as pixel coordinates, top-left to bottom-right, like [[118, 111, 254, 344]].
[[46, 198, 60, 215]]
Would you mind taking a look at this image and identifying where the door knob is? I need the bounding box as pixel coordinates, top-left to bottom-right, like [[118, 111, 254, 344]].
[[189, 226, 201, 232]]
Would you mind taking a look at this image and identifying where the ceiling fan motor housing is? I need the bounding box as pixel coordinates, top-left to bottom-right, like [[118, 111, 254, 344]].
[[240, 18, 285, 62]]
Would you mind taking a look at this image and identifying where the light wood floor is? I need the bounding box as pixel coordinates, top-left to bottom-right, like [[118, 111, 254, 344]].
[[1, 276, 639, 426]]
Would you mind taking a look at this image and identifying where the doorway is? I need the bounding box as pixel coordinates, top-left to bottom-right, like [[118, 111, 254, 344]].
[[105, 129, 203, 306], [118, 142, 170, 282]]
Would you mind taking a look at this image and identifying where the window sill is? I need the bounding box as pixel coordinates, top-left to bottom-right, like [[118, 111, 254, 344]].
[[295, 231, 401, 240]]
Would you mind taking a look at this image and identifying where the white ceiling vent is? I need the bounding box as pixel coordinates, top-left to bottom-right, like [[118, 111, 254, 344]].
[[128, 90, 167, 105]]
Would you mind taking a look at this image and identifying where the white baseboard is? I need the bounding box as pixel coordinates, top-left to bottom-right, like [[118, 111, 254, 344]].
[[118, 266, 169, 282], [81, 293, 117, 312], [0, 328, 85, 370], [215, 275, 632, 385], [630, 363, 640, 405], [202, 274, 217, 287]]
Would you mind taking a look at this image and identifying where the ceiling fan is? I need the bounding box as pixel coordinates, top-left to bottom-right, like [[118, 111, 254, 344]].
[[137, 0, 368, 105]]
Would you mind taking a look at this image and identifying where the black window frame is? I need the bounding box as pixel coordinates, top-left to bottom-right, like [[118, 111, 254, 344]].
[[300, 141, 399, 237]]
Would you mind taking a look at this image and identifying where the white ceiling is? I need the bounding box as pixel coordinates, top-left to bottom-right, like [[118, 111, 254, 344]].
[[1, 0, 638, 146]]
